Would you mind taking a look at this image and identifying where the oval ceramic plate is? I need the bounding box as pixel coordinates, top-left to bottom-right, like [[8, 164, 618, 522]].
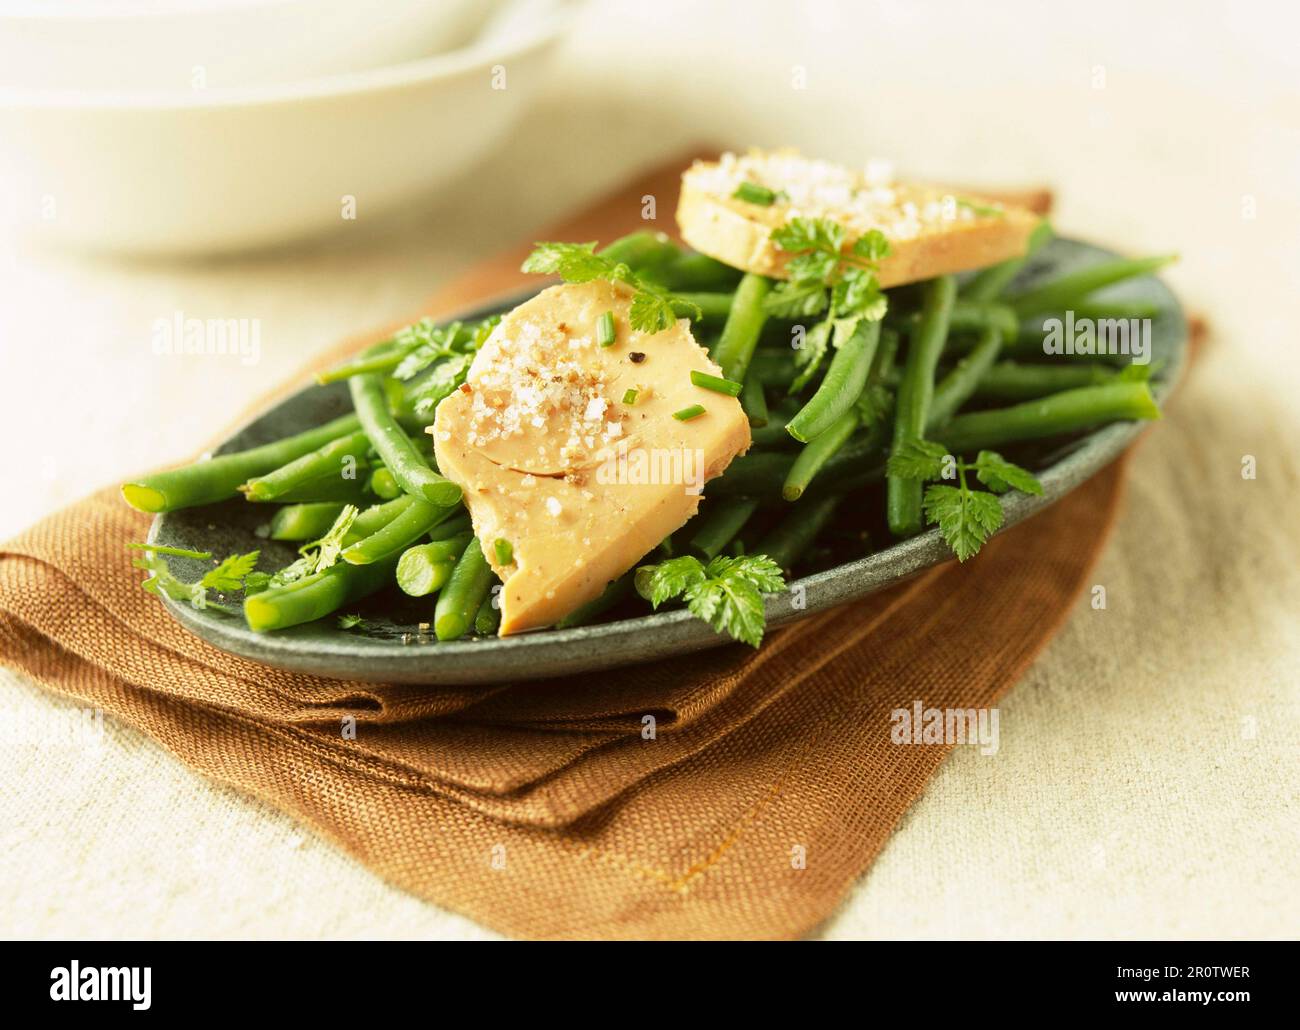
[[149, 238, 1186, 683]]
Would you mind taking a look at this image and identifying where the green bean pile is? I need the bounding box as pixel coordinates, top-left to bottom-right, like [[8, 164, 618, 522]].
[[123, 228, 1170, 641]]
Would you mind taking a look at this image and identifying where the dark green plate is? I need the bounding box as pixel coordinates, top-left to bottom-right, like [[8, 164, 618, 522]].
[[149, 238, 1186, 684]]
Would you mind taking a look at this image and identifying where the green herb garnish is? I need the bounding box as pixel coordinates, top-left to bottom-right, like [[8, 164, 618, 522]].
[[521, 241, 702, 333], [886, 440, 1043, 560], [596, 310, 616, 347], [765, 218, 891, 389], [673, 404, 707, 421], [732, 181, 783, 206], [689, 370, 742, 397], [634, 554, 786, 647]]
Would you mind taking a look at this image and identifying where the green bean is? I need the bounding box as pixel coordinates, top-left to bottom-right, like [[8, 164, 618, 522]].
[[688, 498, 760, 560], [783, 408, 859, 501], [710, 273, 771, 382], [241, 430, 371, 502], [349, 372, 461, 506], [368, 466, 401, 500], [750, 399, 799, 446], [962, 219, 1054, 302], [244, 556, 398, 633], [927, 326, 1004, 431], [121, 412, 362, 513], [871, 326, 900, 383], [434, 537, 494, 641], [899, 299, 1017, 341], [755, 494, 841, 572], [710, 450, 797, 498], [655, 251, 743, 292], [887, 274, 956, 537], [749, 347, 797, 389], [342, 497, 453, 565], [350, 495, 416, 538], [936, 381, 1161, 454], [264, 472, 372, 505], [556, 577, 632, 629], [474, 594, 502, 636], [395, 535, 470, 597], [428, 512, 472, 541], [1010, 301, 1163, 359], [973, 361, 1117, 401], [599, 231, 681, 276], [673, 291, 737, 321], [787, 318, 880, 443], [315, 342, 404, 385], [1008, 254, 1177, 317], [740, 367, 769, 427], [713, 433, 885, 500], [268, 502, 347, 542]]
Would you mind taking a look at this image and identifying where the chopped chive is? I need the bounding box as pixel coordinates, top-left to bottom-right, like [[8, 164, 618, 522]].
[[689, 370, 743, 397], [956, 196, 1004, 218], [732, 181, 779, 206], [126, 542, 213, 560], [622, 388, 638, 405], [673, 404, 707, 421], [596, 311, 616, 347], [493, 538, 513, 565]]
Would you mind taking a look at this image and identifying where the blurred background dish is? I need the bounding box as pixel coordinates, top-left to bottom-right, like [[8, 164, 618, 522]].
[[0, 0, 573, 254], [0, 0, 496, 91]]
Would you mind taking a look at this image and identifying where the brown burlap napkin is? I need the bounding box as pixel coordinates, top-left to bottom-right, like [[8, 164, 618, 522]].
[[0, 154, 1142, 938]]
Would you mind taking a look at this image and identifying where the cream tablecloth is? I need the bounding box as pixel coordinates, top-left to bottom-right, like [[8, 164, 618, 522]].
[[1, 0, 1296, 938]]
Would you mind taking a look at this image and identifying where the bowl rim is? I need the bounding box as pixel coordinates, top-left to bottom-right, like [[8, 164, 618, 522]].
[[0, 0, 574, 112]]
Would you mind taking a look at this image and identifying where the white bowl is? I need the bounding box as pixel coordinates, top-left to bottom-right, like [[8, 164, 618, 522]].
[[0, 0, 494, 91], [0, 0, 572, 254]]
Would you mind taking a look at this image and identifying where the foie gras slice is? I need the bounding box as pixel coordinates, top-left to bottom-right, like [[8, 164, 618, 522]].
[[677, 148, 1040, 287], [431, 279, 751, 635]]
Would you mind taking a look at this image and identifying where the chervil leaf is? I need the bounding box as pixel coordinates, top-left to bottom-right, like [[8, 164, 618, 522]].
[[409, 352, 473, 418], [520, 241, 618, 282], [393, 320, 462, 381], [831, 316, 863, 350], [629, 289, 679, 334], [973, 451, 1044, 496], [310, 504, 358, 572], [851, 229, 891, 261], [200, 550, 260, 593], [923, 484, 1004, 562], [682, 555, 786, 648], [703, 554, 785, 594], [523, 241, 694, 335], [685, 574, 764, 647], [833, 266, 887, 321], [886, 439, 950, 481], [790, 318, 833, 391], [637, 555, 707, 608], [786, 249, 839, 284], [271, 505, 359, 587], [764, 280, 829, 319], [634, 554, 784, 647], [854, 383, 894, 429], [771, 216, 844, 255]]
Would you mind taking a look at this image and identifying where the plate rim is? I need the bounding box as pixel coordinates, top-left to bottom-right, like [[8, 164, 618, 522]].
[[151, 237, 1187, 684]]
